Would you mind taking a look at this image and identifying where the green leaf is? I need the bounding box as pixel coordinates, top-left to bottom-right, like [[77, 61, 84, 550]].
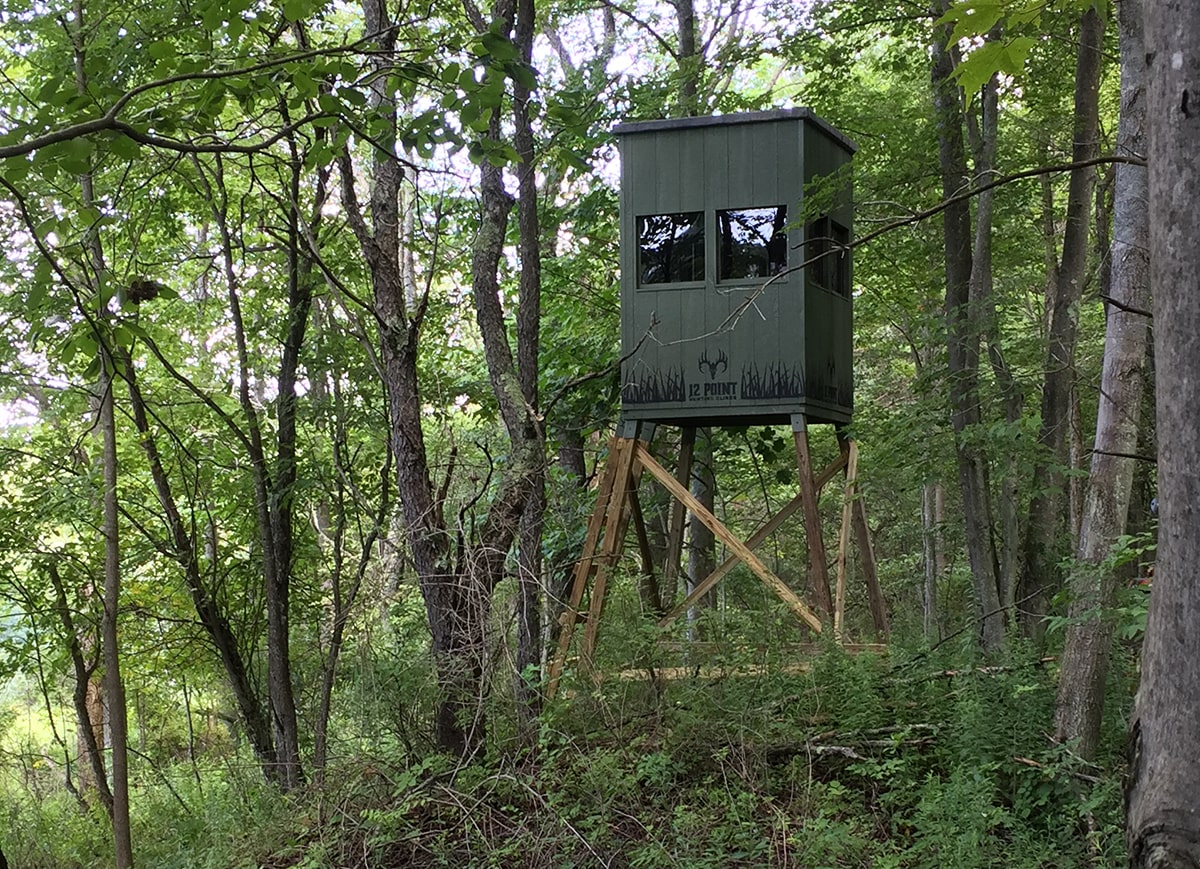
[[339, 87, 367, 108], [1, 156, 31, 183], [952, 41, 1006, 96], [291, 69, 318, 99], [108, 135, 141, 160], [147, 41, 176, 60], [58, 138, 93, 175], [113, 323, 136, 350], [282, 0, 309, 22], [937, 0, 1004, 43], [478, 30, 517, 63], [507, 62, 536, 93]]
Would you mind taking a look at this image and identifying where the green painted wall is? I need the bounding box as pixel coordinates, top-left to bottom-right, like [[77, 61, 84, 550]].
[[617, 109, 855, 426]]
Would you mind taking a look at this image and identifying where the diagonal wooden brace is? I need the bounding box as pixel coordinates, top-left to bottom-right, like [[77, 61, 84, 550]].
[[635, 443, 823, 633], [660, 451, 848, 625]]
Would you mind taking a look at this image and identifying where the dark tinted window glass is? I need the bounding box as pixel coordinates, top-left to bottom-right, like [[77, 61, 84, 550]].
[[638, 212, 705, 285], [806, 217, 851, 296], [718, 206, 788, 280]]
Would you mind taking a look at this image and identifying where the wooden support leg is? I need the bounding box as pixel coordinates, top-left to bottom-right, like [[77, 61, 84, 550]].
[[636, 443, 822, 633], [834, 440, 859, 642], [546, 434, 624, 698], [660, 452, 848, 626], [579, 430, 643, 669], [837, 431, 889, 641], [629, 489, 663, 618], [660, 427, 695, 611], [855, 498, 889, 640], [792, 415, 833, 618]]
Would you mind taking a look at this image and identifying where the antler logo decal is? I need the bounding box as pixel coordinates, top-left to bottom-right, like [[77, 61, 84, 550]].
[[698, 349, 729, 381]]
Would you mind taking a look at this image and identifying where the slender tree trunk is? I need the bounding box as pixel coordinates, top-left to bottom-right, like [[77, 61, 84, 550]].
[[98, 353, 133, 868], [72, 6, 132, 856], [258, 132, 324, 790], [931, 11, 1004, 653], [686, 429, 717, 628], [1125, 2, 1200, 862], [921, 481, 944, 642], [1055, 0, 1149, 761], [967, 65, 1025, 615], [47, 564, 113, 817], [1019, 6, 1106, 637], [121, 361, 277, 778]]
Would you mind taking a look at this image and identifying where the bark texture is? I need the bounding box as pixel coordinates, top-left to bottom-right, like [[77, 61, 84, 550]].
[[1126, 0, 1200, 863], [1019, 7, 1106, 636], [1054, 0, 1149, 761], [931, 12, 1004, 652], [344, 0, 542, 757]]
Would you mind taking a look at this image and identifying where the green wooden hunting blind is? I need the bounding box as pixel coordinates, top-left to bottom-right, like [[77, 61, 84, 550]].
[[617, 109, 856, 426]]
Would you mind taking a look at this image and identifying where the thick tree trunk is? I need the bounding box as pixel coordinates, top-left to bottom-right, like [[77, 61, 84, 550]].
[[675, 0, 699, 115], [1019, 7, 1106, 637], [513, 0, 545, 731], [1125, 2, 1200, 863], [344, 0, 542, 758], [931, 13, 1004, 653], [1055, 0, 1149, 760]]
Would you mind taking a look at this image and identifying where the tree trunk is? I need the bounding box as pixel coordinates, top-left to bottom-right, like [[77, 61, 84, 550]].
[[921, 481, 944, 643], [966, 64, 1025, 616], [686, 429, 717, 629], [120, 360, 277, 778], [1019, 6, 1106, 637], [675, 0, 699, 115], [47, 564, 113, 817], [343, 0, 543, 758], [72, 5, 132, 855], [1125, 2, 1200, 862], [513, 0, 545, 732], [98, 351, 133, 868], [1055, 0, 1149, 761], [931, 11, 1004, 653]]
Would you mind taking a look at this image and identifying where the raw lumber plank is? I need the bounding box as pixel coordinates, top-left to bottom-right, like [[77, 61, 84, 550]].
[[635, 443, 822, 632], [793, 417, 833, 616], [660, 452, 848, 625]]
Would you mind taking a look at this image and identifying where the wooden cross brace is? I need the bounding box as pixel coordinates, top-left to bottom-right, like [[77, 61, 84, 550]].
[[545, 422, 887, 699]]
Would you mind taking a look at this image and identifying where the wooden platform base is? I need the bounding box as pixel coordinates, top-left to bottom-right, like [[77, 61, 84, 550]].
[[546, 417, 888, 699]]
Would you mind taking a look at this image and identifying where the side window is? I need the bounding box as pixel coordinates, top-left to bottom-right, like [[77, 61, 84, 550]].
[[717, 206, 788, 281], [637, 212, 705, 286], [806, 216, 851, 296]]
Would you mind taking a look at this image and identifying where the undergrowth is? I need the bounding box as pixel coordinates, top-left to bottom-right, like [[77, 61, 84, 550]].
[[1, 641, 1128, 868]]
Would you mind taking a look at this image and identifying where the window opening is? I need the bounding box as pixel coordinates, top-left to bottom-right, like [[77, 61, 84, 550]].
[[637, 212, 705, 285], [718, 206, 788, 281], [806, 217, 850, 296]]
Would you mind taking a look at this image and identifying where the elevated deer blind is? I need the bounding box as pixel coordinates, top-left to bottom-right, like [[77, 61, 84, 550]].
[[617, 109, 856, 425]]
